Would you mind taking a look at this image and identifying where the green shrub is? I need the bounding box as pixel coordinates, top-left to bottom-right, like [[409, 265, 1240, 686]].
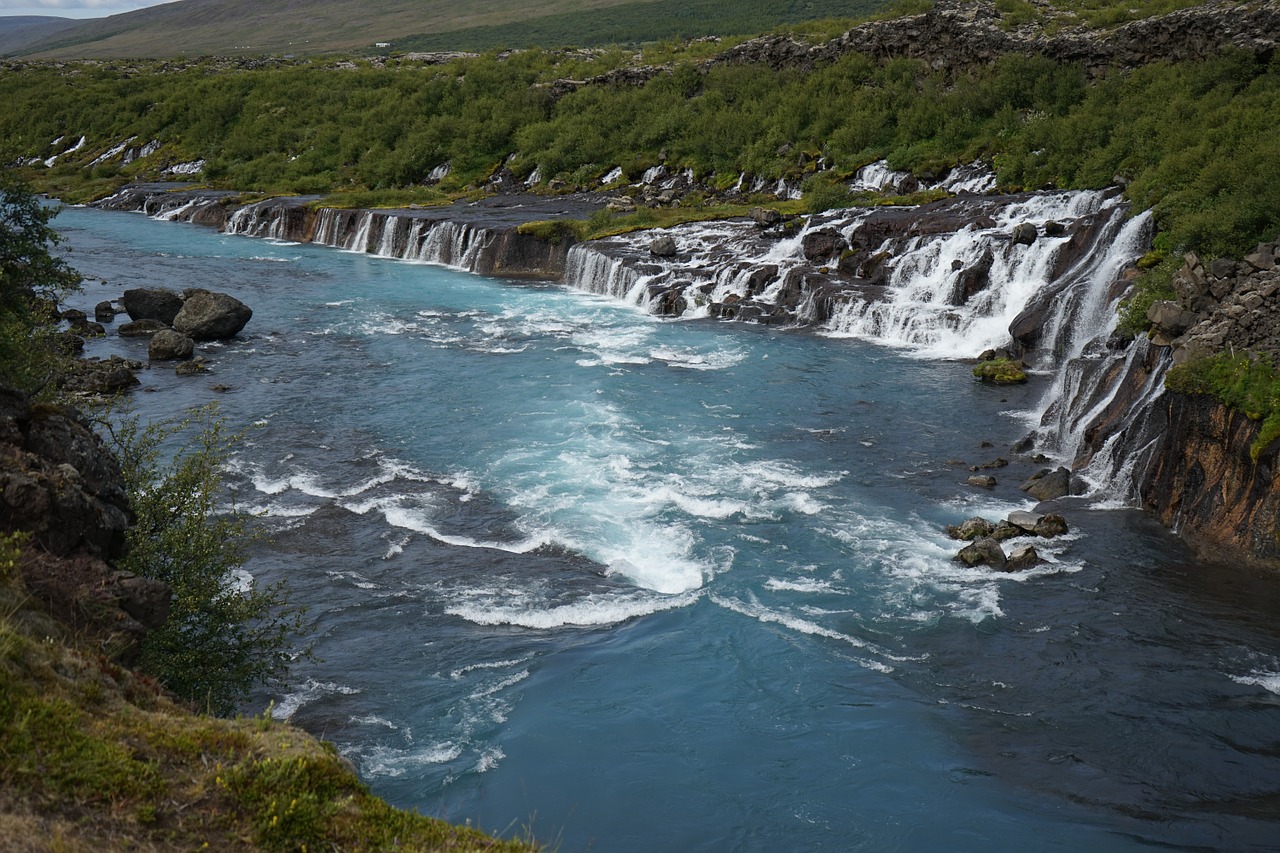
[[0, 173, 81, 392], [105, 405, 307, 716]]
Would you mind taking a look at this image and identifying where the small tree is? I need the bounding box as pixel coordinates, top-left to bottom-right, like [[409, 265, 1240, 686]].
[[0, 171, 80, 390], [108, 405, 306, 716]]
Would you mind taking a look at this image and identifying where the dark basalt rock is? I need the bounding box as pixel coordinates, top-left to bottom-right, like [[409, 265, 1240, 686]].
[[149, 329, 195, 361], [802, 228, 846, 263], [95, 300, 118, 322], [1020, 467, 1072, 501], [172, 290, 252, 341], [956, 537, 1007, 569], [118, 319, 170, 338], [122, 287, 184, 325]]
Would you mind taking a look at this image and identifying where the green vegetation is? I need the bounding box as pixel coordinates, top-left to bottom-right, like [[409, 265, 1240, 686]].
[[5, 27, 1278, 260], [0, 172, 80, 392], [1166, 352, 1280, 460], [106, 406, 306, 717], [0, 549, 536, 849], [973, 358, 1028, 384], [1116, 250, 1179, 337]]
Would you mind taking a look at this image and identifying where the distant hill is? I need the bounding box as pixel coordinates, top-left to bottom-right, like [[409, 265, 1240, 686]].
[[11, 0, 890, 58], [0, 16, 77, 55]]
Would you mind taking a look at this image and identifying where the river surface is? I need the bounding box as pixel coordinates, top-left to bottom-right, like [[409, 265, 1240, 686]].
[[57, 204, 1280, 851]]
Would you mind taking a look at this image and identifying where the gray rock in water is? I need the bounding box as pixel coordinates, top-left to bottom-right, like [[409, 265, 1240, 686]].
[[1006, 544, 1041, 570], [94, 300, 118, 322], [649, 236, 678, 257], [946, 516, 994, 541], [1007, 510, 1043, 532], [1034, 513, 1069, 538], [122, 287, 183, 325], [1011, 223, 1038, 245], [967, 475, 997, 489], [118, 319, 169, 338], [148, 329, 195, 361], [175, 359, 211, 376], [991, 520, 1023, 541], [956, 537, 1007, 570], [1021, 466, 1072, 501], [173, 290, 252, 340]]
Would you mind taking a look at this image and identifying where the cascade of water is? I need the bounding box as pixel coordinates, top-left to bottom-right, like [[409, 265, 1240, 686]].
[[602, 167, 624, 184], [640, 166, 666, 185], [822, 191, 1122, 358], [563, 245, 647, 301], [348, 212, 375, 254], [1025, 210, 1156, 465], [850, 162, 908, 192], [376, 214, 402, 258]]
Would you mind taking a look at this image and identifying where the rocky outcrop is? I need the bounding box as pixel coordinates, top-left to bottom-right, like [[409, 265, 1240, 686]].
[[1137, 390, 1280, 567], [0, 385, 167, 663], [712, 0, 1280, 76], [1155, 242, 1280, 363]]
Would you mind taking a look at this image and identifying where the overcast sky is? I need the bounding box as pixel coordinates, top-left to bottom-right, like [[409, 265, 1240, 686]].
[[0, 0, 175, 19]]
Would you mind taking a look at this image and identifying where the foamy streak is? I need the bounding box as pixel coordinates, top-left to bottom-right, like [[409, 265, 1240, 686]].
[[446, 590, 700, 629], [1230, 671, 1280, 695], [271, 678, 361, 720], [711, 593, 894, 672]]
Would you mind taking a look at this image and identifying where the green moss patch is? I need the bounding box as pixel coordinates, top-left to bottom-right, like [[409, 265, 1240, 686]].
[[1166, 352, 1280, 461], [973, 358, 1028, 384]]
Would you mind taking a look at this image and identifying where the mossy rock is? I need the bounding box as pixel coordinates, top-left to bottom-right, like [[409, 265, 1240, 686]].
[[972, 358, 1028, 384]]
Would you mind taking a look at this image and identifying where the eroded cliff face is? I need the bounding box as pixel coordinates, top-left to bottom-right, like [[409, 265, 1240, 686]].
[[1069, 243, 1280, 571], [1137, 391, 1280, 568]]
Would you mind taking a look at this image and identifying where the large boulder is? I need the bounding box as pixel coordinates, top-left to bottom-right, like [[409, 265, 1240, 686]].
[[172, 290, 252, 340], [956, 537, 1007, 570], [1020, 466, 1072, 501], [121, 287, 183, 325], [946, 516, 994, 541], [802, 228, 847, 262], [649, 236, 678, 258], [149, 329, 195, 361]]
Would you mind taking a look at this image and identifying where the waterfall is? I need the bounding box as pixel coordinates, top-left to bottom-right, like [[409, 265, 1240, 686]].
[[1024, 210, 1157, 466], [822, 191, 1123, 358]]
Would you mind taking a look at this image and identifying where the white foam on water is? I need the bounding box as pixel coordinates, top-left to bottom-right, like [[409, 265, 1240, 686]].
[[474, 746, 505, 773], [271, 679, 362, 720], [468, 669, 529, 700], [1229, 671, 1280, 695], [449, 658, 531, 680], [358, 742, 463, 778], [446, 589, 700, 629], [764, 577, 837, 593], [350, 714, 400, 729], [711, 593, 894, 672]]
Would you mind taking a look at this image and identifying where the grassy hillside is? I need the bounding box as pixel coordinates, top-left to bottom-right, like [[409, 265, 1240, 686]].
[[0, 534, 538, 851], [15, 0, 890, 58], [397, 0, 889, 52]]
